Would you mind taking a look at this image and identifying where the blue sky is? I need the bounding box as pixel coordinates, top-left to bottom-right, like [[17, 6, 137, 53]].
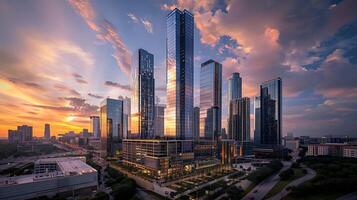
[[0, 0, 356, 137]]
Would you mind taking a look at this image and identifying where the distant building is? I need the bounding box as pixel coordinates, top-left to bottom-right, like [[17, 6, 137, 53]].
[[193, 107, 200, 141], [307, 143, 348, 157], [200, 59, 222, 140], [120, 96, 131, 139], [44, 124, 50, 140], [131, 49, 155, 139], [253, 96, 261, 145], [284, 139, 299, 151], [90, 116, 100, 138], [154, 104, 165, 138], [8, 125, 33, 143], [0, 157, 97, 200], [100, 98, 124, 157], [165, 8, 194, 139], [343, 146, 357, 158], [227, 72, 242, 103], [260, 78, 282, 146]]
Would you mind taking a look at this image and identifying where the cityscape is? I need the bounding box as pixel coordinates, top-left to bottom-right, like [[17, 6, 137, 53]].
[[0, 1, 357, 200]]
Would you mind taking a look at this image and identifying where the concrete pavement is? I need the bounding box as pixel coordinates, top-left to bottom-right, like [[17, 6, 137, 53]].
[[267, 165, 316, 200], [242, 161, 291, 200]]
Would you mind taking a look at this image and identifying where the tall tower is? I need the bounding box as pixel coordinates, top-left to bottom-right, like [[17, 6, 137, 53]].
[[260, 77, 282, 146], [199, 60, 222, 140], [44, 123, 50, 140], [165, 8, 194, 139], [227, 72, 242, 139], [131, 49, 155, 139], [253, 97, 261, 145]]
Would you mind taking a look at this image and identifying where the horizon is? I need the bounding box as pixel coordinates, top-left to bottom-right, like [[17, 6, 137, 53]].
[[0, 0, 357, 138]]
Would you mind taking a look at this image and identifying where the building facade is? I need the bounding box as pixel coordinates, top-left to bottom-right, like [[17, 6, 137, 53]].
[[44, 124, 50, 140], [260, 78, 282, 146], [199, 60, 222, 140], [253, 96, 261, 145], [8, 125, 33, 143], [154, 104, 166, 138], [131, 49, 155, 139], [90, 116, 100, 138], [100, 98, 124, 157], [193, 107, 200, 141], [227, 72, 242, 103], [165, 8, 194, 139]]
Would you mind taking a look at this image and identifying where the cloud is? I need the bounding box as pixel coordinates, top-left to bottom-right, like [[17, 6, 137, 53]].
[[68, 0, 132, 76], [88, 93, 103, 99], [54, 83, 81, 97], [104, 81, 131, 91]]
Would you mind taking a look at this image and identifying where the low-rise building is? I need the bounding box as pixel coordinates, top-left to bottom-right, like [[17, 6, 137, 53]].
[[0, 157, 97, 200], [343, 146, 357, 158], [307, 143, 349, 157]]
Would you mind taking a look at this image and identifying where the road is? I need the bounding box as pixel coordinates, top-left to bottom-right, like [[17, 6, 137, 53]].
[[267, 165, 316, 200], [242, 161, 291, 200]]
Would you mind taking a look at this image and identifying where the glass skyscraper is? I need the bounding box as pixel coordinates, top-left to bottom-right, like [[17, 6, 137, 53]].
[[227, 72, 242, 102], [100, 98, 124, 157], [228, 97, 250, 142], [165, 8, 194, 139], [260, 77, 282, 146], [193, 107, 200, 141], [200, 60, 222, 140], [90, 116, 100, 138], [253, 96, 261, 145], [154, 104, 166, 138], [131, 49, 155, 139]]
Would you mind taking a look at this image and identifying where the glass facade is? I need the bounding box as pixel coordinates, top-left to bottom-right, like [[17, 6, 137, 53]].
[[199, 60, 222, 140], [228, 97, 250, 142], [260, 77, 282, 146], [154, 104, 166, 138], [253, 96, 261, 145], [90, 116, 100, 138], [131, 49, 155, 139], [165, 9, 194, 139], [193, 107, 200, 141], [227, 72, 242, 102], [100, 98, 123, 157]]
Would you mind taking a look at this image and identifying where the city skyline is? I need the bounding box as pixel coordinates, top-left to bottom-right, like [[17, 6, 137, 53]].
[[0, 0, 357, 138]]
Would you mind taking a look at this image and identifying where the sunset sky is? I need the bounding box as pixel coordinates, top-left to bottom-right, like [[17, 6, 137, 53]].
[[0, 0, 356, 138]]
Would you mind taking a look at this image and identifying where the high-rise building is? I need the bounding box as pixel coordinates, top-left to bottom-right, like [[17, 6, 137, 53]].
[[260, 77, 282, 146], [120, 96, 131, 139], [193, 107, 200, 140], [18, 125, 33, 141], [131, 49, 155, 139], [154, 104, 166, 138], [100, 98, 124, 157], [227, 72, 242, 139], [199, 60, 222, 140], [44, 123, 50, 140], [227, 72, 242, 102], [165, 8, 194, 139], [90, 116, 100, 138], [228, 97, 250, 142], [253, 96, 261, 145]]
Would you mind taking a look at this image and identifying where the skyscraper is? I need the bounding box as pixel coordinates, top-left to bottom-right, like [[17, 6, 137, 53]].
[[228, 97, 250, 142], [260, 77, 282, 146], [120, 96, 131, 139], [100, 98, 124, 157], [253, 97, 261, 145], [227, 72, 242, 139], [90, 116, 100, 138], [44, 123, 50, 140], [154, 104, 166, 138], [199, 60, 222, 140], [131, 49, 155, 139], [227, 72, 242, 102], [193, 107, 200, 140], [228, 97, 251, 156], [165, 8, 194, 139], [18, 125, 32, 141]]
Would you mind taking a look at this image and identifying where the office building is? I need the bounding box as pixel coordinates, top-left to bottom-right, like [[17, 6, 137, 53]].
[[44, 124, 50, 140], [0, 157, 97, 200], [131, 49, 155, 139], [90, 116, 100, 138], [253, 96, 261, 145], [100, 98, 124, 157], [154, 104, 165, 138], [227, 72, 242, 102], [120, 96, 131, 139], [343, 146, 357, 158], [260, 77, 282, 146], [165, 8, 194, 139], [8, 125, 32, 143], [228, 97, 251, 156], [200, 60, 222, 140], [193, 107, 200, 140]]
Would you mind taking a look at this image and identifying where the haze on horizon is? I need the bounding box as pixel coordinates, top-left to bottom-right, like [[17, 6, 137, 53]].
[[0, 0, 356, 138]]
